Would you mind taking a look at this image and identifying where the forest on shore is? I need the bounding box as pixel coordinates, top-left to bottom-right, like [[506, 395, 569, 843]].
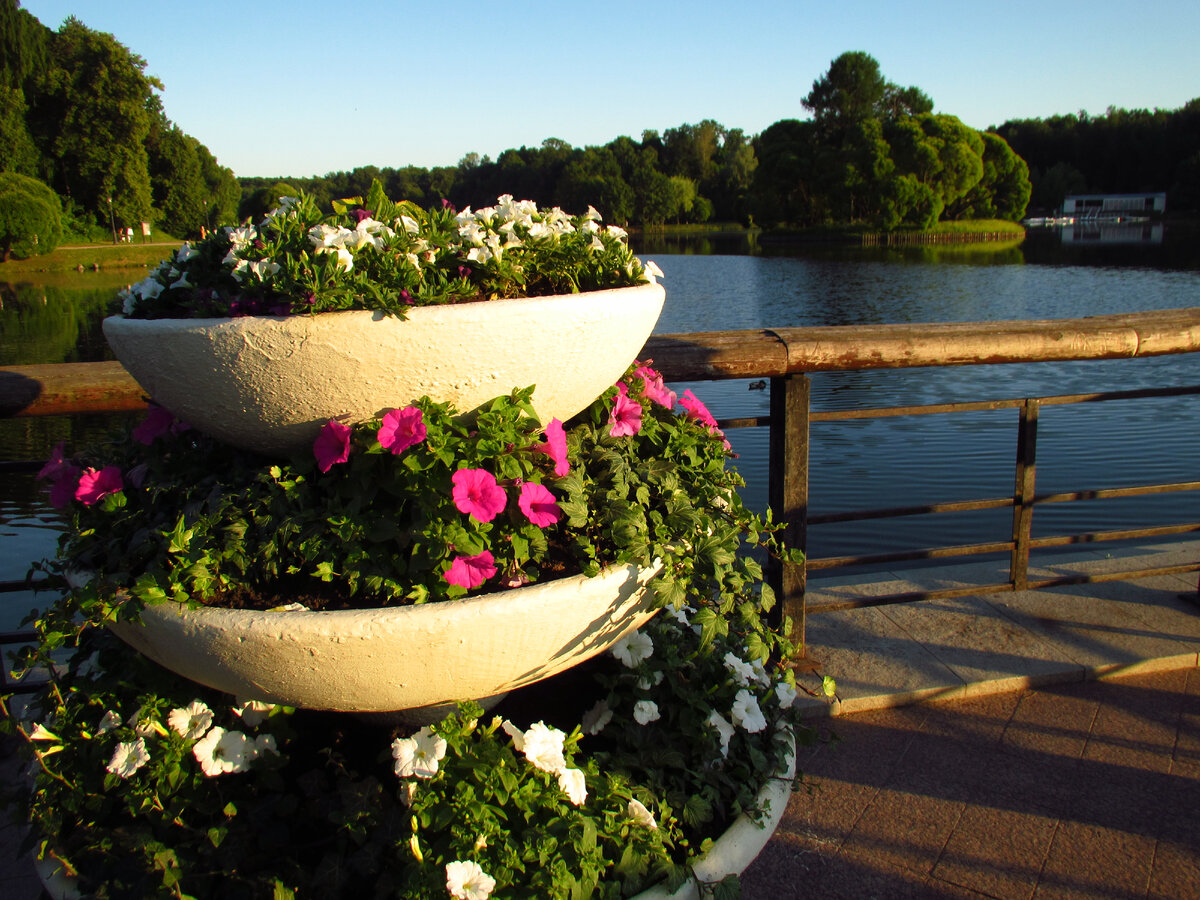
[[3, 0, 1198, 257]]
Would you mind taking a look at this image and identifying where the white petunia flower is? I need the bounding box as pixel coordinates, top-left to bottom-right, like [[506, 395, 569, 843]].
[[775, 682, 798, 708], [644, 259, 664, 279], [168, 700, 214, 740], [723, 652, 756, 686], [730, 689, 767, 733], [233, 698, 274, 728], [247, 733, 277, 762], [611, 630, 653, 668], [500, 719, 525, 751], [518, 722, 567, 774], [707, 710, 736, 757], [556, 767, 587, 806], [581, 699, 612, 736], [193, 726, 253, 776], [128, 709, 166, 738], [106, 737, 149, 778], [28, 723, 59, 741], [633, 700, 660, 725], [96, 710, 122, 735], [313, 245, 354, 272], [445, 860, 496, 900], [627, 798, 658, 830], [391, 726, 448, 779], [175, 243, 198, 264]]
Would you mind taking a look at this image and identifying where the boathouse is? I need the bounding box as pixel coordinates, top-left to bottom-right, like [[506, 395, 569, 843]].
[[1063, 192, 1166, 218]]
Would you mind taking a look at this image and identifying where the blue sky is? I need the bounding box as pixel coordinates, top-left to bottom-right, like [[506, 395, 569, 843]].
[[22, 0, 1200, 178]]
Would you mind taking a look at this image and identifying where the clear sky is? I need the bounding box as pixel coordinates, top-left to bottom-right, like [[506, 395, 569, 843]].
[[21, 0, 1200, 179]]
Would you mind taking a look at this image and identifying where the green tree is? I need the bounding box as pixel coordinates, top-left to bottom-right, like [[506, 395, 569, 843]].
[[0, 84, 38, 175], [147, 122, 207, 237], [888, 113, 985, 217], [31, 18, 156, 229], [803, 51, 888, 133], [0, 170, 61, 260], [952, 131, 1031, 221]]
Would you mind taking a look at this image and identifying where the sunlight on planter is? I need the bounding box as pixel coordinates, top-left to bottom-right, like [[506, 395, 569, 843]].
[[103, 281, 665, 455], [108, 562, 662, 717]]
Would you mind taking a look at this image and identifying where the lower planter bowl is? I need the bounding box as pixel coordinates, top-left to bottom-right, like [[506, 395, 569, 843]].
[[102, 281, 666, 455], [107, 562, 661, 717], [630, 728, 797, 900]]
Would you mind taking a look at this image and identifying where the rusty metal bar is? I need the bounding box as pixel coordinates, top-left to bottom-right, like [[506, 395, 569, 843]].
[[807, 540, 1016, 571], [1010, 399, 1039, 592], [766, 374, 809, 649], [1033, 482, 1200, 505], [809, 496, 1015, 525]]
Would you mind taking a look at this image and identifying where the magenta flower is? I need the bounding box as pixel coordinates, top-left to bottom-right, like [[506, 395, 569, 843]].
[[452, 468, 507, 522], [37, 442, 70, 482], [444, 550, 497, 589], [75, 466, 123, 506], [679, 389, 719, 430], [680, 389, 732, 451], [132, 404, 177, 445], [518, 481, 561, 528], [608, 384, 643, 437], [47, 464, 81, 509], [378, 406, 427, 455], [539, 418, 570, 477], [634, 365, 677, 409], [313, 420, 352, 473]]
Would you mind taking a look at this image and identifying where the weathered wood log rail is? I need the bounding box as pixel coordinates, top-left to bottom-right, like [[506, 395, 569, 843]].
[[3, 307, 1199, 655]]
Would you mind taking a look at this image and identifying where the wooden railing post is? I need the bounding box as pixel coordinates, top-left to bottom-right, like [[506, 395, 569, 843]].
[[1010, 398, 1039, 591], [767, 374, 810, 651]]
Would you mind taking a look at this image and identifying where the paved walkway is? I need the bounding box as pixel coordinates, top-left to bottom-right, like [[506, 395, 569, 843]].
[[3, 540, 1197, 899], [745, 539, 1200, 899]]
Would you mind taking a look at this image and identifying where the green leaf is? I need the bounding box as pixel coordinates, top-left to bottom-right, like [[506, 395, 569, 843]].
[[822, 675, 838, 697]]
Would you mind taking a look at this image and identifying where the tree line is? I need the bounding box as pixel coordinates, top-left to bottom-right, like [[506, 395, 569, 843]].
[[2, 0, 1196, 259], [995, 102, 1200, 214], [242, 54, 1034, 232], [0, 0, 239, 253]]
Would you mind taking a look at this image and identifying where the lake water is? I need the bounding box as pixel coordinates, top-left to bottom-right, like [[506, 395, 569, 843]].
[[2, 227, 1199, 628]]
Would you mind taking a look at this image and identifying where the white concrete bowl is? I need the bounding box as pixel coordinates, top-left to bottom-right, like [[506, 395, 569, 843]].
[[102, 280, 666, 455], [107, 562, 661, 716]]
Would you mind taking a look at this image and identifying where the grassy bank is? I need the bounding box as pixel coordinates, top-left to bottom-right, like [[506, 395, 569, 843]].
[[1, 240, 178, 276], [762, 218, 1026, 244]]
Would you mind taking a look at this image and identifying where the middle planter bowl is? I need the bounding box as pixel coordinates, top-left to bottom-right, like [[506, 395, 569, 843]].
[[102, 280, 666, 455], [107, 562, 662, 719]]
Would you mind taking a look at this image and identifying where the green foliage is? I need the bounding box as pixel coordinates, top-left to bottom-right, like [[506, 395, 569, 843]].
[[118, 187, 648, 319], [0, 170, 62, 259], [10, 368, 812, 898]]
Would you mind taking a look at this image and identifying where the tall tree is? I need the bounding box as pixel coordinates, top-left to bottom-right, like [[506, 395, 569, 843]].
[[30, 17, 156, 228]]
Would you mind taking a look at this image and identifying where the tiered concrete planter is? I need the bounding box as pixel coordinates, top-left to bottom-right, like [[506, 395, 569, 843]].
[[630, 728, 797, 900], [102, 281, 666, 455], [108, 562, 662, 717]]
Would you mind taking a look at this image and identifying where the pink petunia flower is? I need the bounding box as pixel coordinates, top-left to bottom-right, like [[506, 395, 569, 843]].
[[608, 384, 643, 437], [132, 404, 177, 445], [451, 468, 507, 522], [634, 364, 677, 410], [539, 418, 569, 477], [378, 406, 427, 455], [313, 420, 352, 473], [518, 481, 561, 528], [680, 389, 732, 452], [443, 550, 497, 590], [48, 465, 82, 509], [75, 466, 123, 506], [37, 442, 71, 482]]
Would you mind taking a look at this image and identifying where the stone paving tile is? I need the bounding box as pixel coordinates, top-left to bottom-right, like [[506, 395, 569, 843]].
[[798, 606, 966, 712], [1034, 820, 1156, 899], [836, 782, 965, 878], [877, 595, 1086, 694], [931, 792, 1059, 900], [988, 583, 1197, 675]]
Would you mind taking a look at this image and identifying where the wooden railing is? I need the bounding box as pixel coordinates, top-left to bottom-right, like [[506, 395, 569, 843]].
[[3, 307, 1199, 657]]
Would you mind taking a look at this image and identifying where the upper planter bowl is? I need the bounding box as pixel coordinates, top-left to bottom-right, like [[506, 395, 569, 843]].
[[102, 281, 665, 455]]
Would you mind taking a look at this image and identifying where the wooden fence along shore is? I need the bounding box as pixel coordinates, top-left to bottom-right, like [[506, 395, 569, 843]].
[[2, 307, 1199, 652], [860, 230, 1024, 246]]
